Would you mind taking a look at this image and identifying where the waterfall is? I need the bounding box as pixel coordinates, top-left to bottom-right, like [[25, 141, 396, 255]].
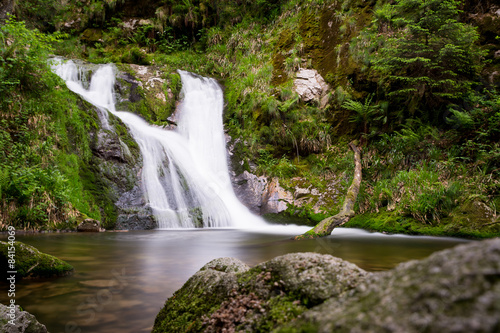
[[51, 59, 265, 229]]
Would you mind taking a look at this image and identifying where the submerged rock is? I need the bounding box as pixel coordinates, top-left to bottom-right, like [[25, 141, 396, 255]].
[[153, 239, 500, 333], [0, 241, 73, 280], [0, 304, 48, 333]]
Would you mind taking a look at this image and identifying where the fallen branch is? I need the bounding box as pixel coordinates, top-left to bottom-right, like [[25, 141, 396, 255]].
[[293, 142, 362, 240]]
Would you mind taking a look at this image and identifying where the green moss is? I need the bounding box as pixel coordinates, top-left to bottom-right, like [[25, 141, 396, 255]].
[[345, 207, 500, 239], [0, 241, 73, 280]]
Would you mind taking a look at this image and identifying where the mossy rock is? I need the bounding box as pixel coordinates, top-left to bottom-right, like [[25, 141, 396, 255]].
[[153, 253, 369, 333], [0, 241, 73, 280], [81, 28, 103, 44], [276, 239, 500, 332]]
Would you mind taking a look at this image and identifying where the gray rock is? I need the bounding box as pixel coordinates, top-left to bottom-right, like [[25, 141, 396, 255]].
[[277, 238, 500, 333], [255, 253, 370, 304], [0, 304, 48, 333], [77, 218, 102, 232], [94, 131, 125, 162], [153, 253, 368, 332], [154, 239, 500, 333], [294, 69, 330, 107]]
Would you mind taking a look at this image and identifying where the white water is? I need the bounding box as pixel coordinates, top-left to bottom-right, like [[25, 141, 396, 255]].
[[51, 59, 267, 229]]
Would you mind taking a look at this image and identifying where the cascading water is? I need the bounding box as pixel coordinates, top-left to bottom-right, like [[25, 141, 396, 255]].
[[51, 59, 265, 229]]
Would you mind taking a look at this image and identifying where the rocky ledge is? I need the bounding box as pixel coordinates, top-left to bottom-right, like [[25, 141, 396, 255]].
[[153, 238, 500, 332]]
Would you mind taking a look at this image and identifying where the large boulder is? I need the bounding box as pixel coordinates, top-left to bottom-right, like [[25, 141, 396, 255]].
[[154, 239, 500, 333], [0, 304, 47, 333], [0, 241, 73, 280], [277, 238, 500, 332], [153, 253, 369, 332]]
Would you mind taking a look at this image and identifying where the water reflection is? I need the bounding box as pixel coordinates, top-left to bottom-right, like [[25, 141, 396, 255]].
[[0, 228, 468, 333]]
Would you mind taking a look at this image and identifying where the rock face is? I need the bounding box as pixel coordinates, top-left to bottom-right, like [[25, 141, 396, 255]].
[[153, 253, 369, 332], [153, 239, 500, 333], [293, 69, 330, 107], [0, 241, 73, 280], [230, 167, 341, 218], [0, 304, 48, 333], [231, 171, 293, 215]]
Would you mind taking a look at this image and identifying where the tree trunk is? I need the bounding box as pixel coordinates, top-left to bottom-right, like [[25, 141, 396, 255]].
[[293, 142, 362, 240]]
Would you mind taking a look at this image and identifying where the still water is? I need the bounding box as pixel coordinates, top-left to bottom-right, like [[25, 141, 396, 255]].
[[0, 227, 468, 333]]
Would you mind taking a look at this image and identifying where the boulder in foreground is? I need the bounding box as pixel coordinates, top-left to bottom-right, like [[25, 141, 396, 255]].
[[153, 239, 500, 332]]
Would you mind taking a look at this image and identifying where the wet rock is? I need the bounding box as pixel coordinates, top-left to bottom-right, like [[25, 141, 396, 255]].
[[116, 72, 142, 103], [232, 171, 269, 214], [115, 207, 156, 230], [261, 178, 293, 215], [277, 238, 500, 332], [0, 304, 48, 333], [294, 69, 330, 107], [94, 131, 125, 162], [0, 241, 73, 280], [77, 218, 102, 232]]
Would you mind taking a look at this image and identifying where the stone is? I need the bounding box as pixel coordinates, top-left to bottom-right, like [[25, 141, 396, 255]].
[[0, 241, 73, 279], [154, 239, 500, 333], [94, 131, 125, 162], [231, 170, 269, 214], [77, 218, 102, 232], [153, 253, 368, 332], [277, 238, 500, 332], [261, 178, 293, 214], [0, 304, 48, 333], [293, 68, 330, 107]]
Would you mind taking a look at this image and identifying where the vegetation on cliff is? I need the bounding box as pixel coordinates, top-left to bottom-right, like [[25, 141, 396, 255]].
[[1, 0, 498, 236]]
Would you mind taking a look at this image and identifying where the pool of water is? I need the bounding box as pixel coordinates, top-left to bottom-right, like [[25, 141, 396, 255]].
[[0, 226, 469, 333]]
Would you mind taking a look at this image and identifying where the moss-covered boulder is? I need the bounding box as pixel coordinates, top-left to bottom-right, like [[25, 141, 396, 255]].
[[277, 238, 500, 332], [153, 253, 369, 332], [0, 241, 73, 280], [0, 304, 48, 333], [154, 239, 500, 332]]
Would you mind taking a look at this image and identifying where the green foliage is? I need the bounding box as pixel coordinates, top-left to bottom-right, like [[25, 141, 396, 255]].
[[0, 17, 109, 230], [362, 168, 462, 223], [257, 149, 297, 178], [0, 16, 59, 94], [344, 94, 384, 142], [372, 0, 485, 117]]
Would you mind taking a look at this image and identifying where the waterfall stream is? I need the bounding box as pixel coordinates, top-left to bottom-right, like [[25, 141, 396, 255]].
[[52, 59, 265, 229]]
